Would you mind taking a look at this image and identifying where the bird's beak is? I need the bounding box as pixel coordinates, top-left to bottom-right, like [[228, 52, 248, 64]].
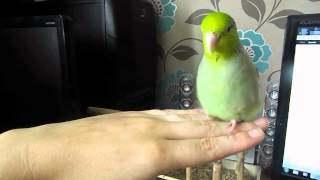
[[206, 32, 219, 53]]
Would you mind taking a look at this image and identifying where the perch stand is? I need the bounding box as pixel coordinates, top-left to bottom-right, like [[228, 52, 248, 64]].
[[186, 167, 192, 180], [212, 160, 222, 180], [235, 152, 244, 180]]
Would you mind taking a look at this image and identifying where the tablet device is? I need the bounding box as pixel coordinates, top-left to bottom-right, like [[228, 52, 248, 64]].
[[272, 13, 320, 180]]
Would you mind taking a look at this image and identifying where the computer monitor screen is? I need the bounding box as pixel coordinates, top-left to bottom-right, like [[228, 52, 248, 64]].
[[273, 14, 320, 180], [1, 26, 64, 103], [0, 16, 78, 132], [281, 25, 320, 180]]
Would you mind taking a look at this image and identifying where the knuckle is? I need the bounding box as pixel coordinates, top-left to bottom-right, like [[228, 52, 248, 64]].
[[166, 114, 185, 122], [164, 109, 181, 117], [199, 120, 216, 136], [131, 118, 155, 130], [180, 114, 192, 121], [148, 109, 165, 115], [199, 137, 217, 159], [164, 109, 174, 114]]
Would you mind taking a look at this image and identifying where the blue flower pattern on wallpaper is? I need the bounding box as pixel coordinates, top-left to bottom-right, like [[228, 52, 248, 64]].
[[149, 0, 177, 32], [238, 30, 272, 73]]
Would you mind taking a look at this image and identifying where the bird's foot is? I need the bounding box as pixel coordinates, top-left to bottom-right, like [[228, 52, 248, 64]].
[[226, 119, 238, 134]]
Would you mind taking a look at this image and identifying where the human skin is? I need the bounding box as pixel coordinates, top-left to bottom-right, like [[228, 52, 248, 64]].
[[0, 109, 267, 180]]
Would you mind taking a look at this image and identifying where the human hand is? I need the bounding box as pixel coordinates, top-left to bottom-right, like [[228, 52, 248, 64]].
[[0, 109, 268, 180]]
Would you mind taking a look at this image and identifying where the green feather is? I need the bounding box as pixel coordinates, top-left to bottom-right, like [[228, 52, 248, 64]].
[[201, 12, 240, 61], [196, 12, 262, 122]]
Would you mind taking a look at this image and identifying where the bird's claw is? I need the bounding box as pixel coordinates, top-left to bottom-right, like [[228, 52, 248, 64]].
[[226, 119, 238, 134]]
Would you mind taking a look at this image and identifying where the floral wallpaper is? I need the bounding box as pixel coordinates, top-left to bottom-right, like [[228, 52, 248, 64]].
[[150, 0, 320, 109], [149, 0, 177, 32], [238, 30, 271, 73]]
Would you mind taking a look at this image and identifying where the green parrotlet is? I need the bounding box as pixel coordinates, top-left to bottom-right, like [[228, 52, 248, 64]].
[[196, 12, 262, 131]]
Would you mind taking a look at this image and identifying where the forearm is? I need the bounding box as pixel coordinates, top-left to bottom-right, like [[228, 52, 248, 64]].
[[0, 127, 65, 180], [0, 124, 86, 180], [0, 129, 31, 180]]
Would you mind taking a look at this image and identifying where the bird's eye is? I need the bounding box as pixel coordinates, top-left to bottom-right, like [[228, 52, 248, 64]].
[[227, 25, 233, 32]]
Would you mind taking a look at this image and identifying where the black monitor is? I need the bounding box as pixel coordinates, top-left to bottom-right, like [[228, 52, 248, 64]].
[[0, 0, 158, 110], [272, 14, 320, 180], [0, 15, 80, 132]]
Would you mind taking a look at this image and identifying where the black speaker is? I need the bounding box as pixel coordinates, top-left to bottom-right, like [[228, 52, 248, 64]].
[[258, 79, 280, 168], [179, 73, 195, 109]]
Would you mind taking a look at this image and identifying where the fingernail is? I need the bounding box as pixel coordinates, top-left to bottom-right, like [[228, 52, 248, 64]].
[[248, 128, 262, 138], [254, 118, 268, 127]]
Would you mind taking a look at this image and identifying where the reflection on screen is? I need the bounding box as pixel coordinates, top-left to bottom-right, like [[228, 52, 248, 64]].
[[282, 26, 320, 180]]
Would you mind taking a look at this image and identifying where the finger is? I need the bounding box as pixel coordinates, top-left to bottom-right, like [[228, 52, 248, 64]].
[[164, 109, 206, 115], [226, 118, 269, 134], [161, 119, 226, 139], [165, 113, 212, 122], [254, 118, 269, 130], [161, 118, 268, 140], [143, 109, 210, 122], [143, 109, 206, 117], [161, 128, 265, 170]]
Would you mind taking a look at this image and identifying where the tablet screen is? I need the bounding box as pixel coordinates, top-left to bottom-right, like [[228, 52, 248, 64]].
[[281, 26, 320, 180]]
